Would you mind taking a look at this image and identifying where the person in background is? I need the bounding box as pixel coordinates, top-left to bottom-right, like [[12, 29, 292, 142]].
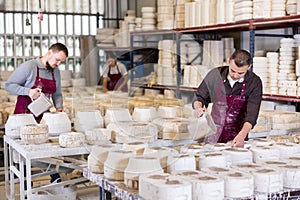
[[102, 54, 128, 92], [193, 49, 262, 147], [5, 42, 68, 183]]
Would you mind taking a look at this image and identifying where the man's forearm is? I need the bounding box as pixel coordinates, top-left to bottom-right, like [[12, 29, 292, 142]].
[[239, 122, 253, 138]]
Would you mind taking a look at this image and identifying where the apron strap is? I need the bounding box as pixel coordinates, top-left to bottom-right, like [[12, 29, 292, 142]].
[[36, 66, 55, 80], [109, 64, 121, 74], [36, 66, 40, 78], [116, 64, 120, 73], [108, 64, 121, 77], [108, 65, 111, 74], [216, 79, 226, 96], [51, 69, 55, 80]]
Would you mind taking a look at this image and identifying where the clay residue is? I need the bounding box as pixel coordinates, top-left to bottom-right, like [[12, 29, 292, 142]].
[[149, 175, 167, 180], [214, 144, 226, 147], [256, 169, 274, 173], [127, 142, 145, 145], [277, 143, 293, 147], [152, 147, 163, 150], [288, 157, 300, 161], [225, 148, 248, 152], [133, 123, 148, 127], [284, 165, 300, 169], [198, 176, 216, 181], [100, 144, 114, 148], [188, 146, 202, 149], [255, 145, 265, 148], [181, 171, 199, 176], [237, 164, 259, 168], [228, 172, 243, 177], [136, 156, 155, 160], [210, 167, 229, 172], [256, 138, 268, 142], [265, 161, 286, 165], [114, 150, 132, 154], [165, 179, 181, 185], [206, 153, 222, 157], [161, 118, 174, 121], [176, 154, 190, 158], [25, 124, 37, 127]]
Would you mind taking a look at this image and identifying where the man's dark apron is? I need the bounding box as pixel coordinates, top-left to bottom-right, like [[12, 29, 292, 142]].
[[107, 65, 128, 92], [14, 66, 56, 122], [206, 79, 247, 143]]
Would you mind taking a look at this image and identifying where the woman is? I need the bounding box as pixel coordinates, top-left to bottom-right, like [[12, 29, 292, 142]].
[[102, 56, 128, 92]]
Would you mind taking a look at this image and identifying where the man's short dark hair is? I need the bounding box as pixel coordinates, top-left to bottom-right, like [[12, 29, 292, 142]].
[[49, 43, 69, 57], [230, 49, 251, 67]]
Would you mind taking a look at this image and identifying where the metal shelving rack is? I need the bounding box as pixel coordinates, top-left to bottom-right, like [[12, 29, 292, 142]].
[[129, 30, 177, 96], [129, 15, 300, 103]]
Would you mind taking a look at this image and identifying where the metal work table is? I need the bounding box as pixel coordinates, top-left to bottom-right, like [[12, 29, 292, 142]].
[[4, 135, 91, 200], [82, 139, 197, 200], [83, 168, 142, 200], [83, 167, 300, 200]]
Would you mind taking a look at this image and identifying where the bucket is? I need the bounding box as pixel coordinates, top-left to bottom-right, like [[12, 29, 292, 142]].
[[28, 93, 52, 117], [188, 113, 217, 141]]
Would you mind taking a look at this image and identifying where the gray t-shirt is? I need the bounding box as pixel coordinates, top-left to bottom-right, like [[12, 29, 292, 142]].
[[5, 58, 63, 108]]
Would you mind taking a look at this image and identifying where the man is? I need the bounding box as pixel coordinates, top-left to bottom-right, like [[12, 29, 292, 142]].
[[102, 55, 128, 93], [6, 42, 68, 183], [6, 42, 67, 122], [193, 49, 262, 147]]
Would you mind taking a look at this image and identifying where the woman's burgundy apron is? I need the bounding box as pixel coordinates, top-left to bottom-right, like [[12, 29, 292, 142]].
[[206, 79, 247, 143], [107, 65, 128, 92], [14, 66, 56, 122]]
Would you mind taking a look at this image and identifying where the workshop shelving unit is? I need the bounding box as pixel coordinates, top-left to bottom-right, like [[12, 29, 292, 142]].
[[129, 15, 300, 103]]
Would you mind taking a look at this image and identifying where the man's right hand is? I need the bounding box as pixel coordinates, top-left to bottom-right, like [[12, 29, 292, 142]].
[[194, 107, 206, 118], [29, 88, 41, 100], [193, 101, 206, 117]]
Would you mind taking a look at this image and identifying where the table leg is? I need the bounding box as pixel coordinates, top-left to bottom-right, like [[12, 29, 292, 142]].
[[106, 190, 112, 200], [4, 138, 9, 199], [99, 186, 106, 200], [99, 186, 102, 200], [19, 157, 25, 200], [9, 146, 15, 200], [26, 158, 32, 199]]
